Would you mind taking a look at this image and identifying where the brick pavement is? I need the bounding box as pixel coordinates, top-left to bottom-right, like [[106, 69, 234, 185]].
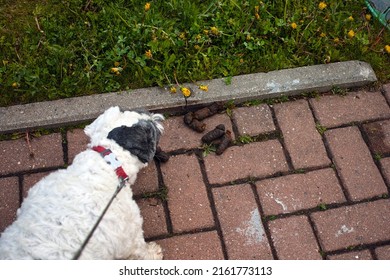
[[1, 85, 390, 259]]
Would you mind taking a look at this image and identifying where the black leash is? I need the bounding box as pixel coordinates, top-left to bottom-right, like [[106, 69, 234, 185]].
[[72, 180, 127, 260]]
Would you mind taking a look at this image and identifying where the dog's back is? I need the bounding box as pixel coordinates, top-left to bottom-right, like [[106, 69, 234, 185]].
[[0, 150, 142, 259]]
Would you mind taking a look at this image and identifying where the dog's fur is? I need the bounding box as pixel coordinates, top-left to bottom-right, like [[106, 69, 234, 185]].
[[0, 106, 164, 260]]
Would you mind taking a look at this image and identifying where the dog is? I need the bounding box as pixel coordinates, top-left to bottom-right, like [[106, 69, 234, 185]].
[[0, 106, 164, 259]]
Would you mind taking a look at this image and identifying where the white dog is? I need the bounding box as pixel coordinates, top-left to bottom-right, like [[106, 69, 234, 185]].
[[0, 106, 164, 260]]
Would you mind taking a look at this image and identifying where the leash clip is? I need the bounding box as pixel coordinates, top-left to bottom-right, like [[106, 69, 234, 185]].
[[118, 176, 129, 189]]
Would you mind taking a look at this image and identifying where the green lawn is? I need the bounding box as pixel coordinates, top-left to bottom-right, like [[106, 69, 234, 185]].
[[0, 0, 389, 106]]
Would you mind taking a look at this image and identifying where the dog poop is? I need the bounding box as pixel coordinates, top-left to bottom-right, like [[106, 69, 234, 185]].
[[201, 124, 225, 144], [216, 130, 232, 155], [183, 112, 206, 132], [193, 102, 224, 121], [183, 102, 224, 133], [154, 146, 170, 163]]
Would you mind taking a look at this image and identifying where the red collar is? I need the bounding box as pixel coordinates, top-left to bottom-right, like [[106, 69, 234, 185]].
[[92, 146, 129, 184]]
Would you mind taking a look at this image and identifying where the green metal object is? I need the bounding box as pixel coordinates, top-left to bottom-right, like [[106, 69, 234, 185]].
[[365, 0, 390, 30]]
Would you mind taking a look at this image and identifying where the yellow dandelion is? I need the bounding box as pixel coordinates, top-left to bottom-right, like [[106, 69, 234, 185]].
[[320, 32, 326, 38], [170, 86, 177, 93], [255, 13, 260, 20], [203, 29, 209, 35], [365, 14, 372, 21], [324, 55, 331, 64], [291, 22, 297, 29], [180, 87, 191, 98], [144, 2, 151, 12], [145, 49, 152, 59], [210, 26, 219, 35], [199, 85, 208, 92], [348, 16, 354, 21], [114, 61, 120, 67], [347, 30, 355, 38], [110, 67, 122, 75], [333, 37, 340, 43], [318, 2, 327, 10], [385, 45, 390, 54], [179, 32, 186, 40], [12, 82, 19, 88], [255, 6, 260, 13]]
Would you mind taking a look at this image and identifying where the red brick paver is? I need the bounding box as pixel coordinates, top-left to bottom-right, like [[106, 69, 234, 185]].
[[0, 133, 64, 175], [379, 157, 390, 185], [362, 120, 390, 155], [256, 168, 345, 216], [325, 126, 387, 201], [132, 161, 159, 196], [232, 105, 276, 136], [137, 198, 168, 238], [269, 215, 322, 260], [311, 200, 390, 252], [375, 245, 390, 260], [67, 128, 89, 163], [213, 184, 273, 259], [274, 99, 330, 169], [327, 250, 373, 260], [204, 140, 289, 185], [157, 231, 224, 260], [382, 83, 390, 103], [0, 177, 19, 233], [22, 172, 50, 198], [310, 91, 390, 128], [160, 154, 214, 233], [1, 85, 390, 260]]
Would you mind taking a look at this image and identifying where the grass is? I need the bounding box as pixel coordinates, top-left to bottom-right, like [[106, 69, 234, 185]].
[[0, 0, 389, 106]]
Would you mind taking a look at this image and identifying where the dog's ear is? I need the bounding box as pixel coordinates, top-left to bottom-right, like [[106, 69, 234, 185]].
[[107, 120, 159, 163]]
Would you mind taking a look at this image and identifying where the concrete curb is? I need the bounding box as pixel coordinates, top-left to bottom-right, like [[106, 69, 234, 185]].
[[0, 60, 377, 134]]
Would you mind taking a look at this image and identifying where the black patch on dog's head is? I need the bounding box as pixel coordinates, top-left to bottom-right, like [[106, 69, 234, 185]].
[[107, 120, 160, 163]]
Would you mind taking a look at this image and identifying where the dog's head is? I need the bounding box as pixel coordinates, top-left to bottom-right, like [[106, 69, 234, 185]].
[[84, 106, 164, 163]]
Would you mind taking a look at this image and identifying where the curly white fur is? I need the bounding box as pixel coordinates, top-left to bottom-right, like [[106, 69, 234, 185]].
[[0, 107, 164, 260]]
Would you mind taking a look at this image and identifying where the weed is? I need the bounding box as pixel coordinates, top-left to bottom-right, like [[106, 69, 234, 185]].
[[223, 76, 232, 85], [318, 203, 327, 210], [302, 91, 320, 99], [315, 123, 327, 135], [331, 86, 348, 96], [265, 215, 277, 222], [294, 169, 306, 174], [264, 95, 290, 105], [142, 186, 169, 201], [373, 152, 382, 161], [224, 100, 236, 117], [201, 143, 217, 157], [346, 245, 356, 251], [237, 134, 255, 144], [242, 99, 263, 107]]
